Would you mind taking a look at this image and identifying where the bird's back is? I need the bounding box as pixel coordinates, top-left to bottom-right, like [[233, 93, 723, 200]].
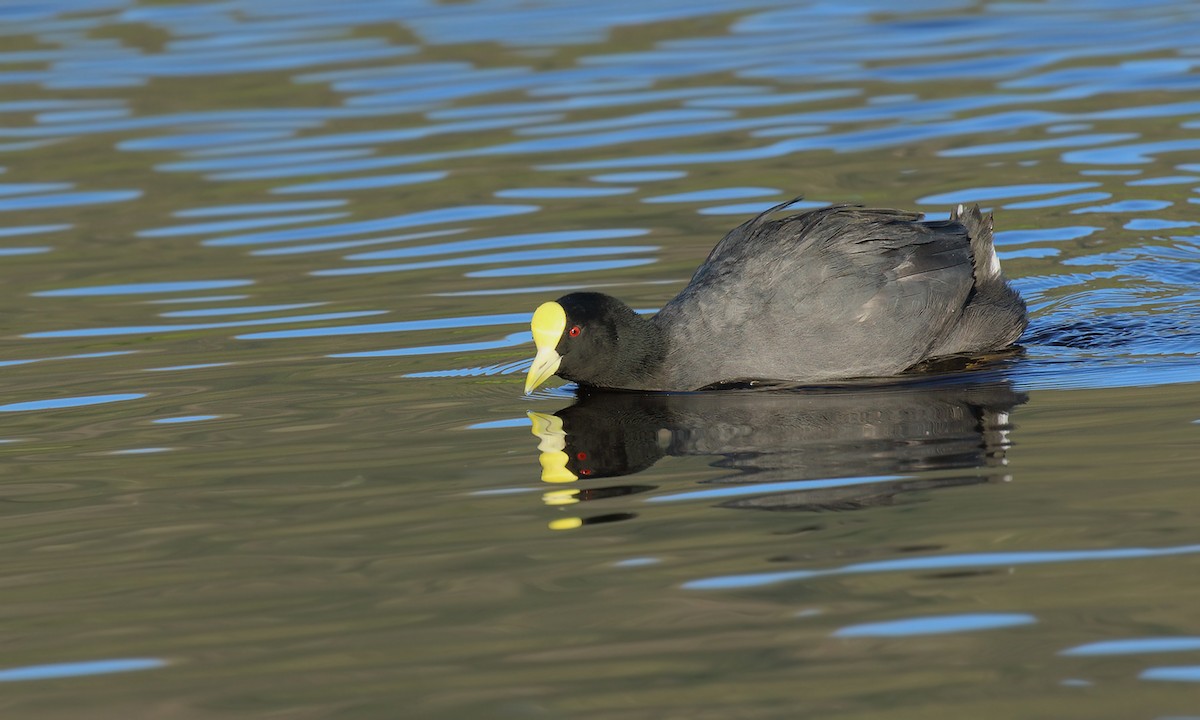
[[653, 200, 1025, 388]]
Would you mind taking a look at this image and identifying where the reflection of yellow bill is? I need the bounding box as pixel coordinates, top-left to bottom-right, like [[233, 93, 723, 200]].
[[549, 517, 583, 531], [542, 489, 580, 506], [528, 411, 577, 484]]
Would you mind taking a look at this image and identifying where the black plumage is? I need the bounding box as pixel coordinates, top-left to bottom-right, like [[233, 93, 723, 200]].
[[525, 199, 1027, 392]]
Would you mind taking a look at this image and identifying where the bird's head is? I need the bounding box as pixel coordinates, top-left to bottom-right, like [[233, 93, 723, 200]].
[[524, 292, 657, 393]]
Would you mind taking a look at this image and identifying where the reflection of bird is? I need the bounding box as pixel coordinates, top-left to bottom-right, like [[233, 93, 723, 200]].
[[528, 381, 1026, 511], [525, 201, 1027, 393]]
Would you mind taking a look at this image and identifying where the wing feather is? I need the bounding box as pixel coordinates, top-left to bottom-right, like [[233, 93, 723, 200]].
[[657, 205, 978, 384]]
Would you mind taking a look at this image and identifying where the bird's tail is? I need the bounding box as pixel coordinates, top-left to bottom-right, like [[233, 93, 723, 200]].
[[950, 203, 1002, 284]]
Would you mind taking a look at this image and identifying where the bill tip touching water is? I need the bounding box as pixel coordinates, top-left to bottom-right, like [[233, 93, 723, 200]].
[[524, 199, 1027, 394]]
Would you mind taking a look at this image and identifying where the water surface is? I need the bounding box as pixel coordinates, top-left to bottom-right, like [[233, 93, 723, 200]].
[[1, 1, 1199, 717]]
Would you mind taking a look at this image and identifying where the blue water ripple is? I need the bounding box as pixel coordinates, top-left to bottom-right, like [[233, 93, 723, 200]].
[[237, 311, 531, 341], [687, 88, 861, 108], [1063, 139, 1200, 165], [331, 330, 531, 358], [1126, 175, 1200, 186], [157, 149, 375, 174], [0, 658, 166, 682], [272, 171, 448, 194], [0, 223, 72, 237], [0, 351, 137, 368], [0, 190, 141, 212], [405, 358, 537, 380], [613, 558, 662, 568], [1061, 637, 1200, 656], [644, 186, 781, 203], [119, 130, 295, 151], [152, 415, 221, 424], [110, 447, 172, 455], [35, 280, 253, 297], [590, 171, 687, 183], [251, 229, 466, 257], [939, 133, 1137, 157], [685, 543, 1200, 590], [26, 311, 386, 339], [0, 182, 73, 196], [1125, 218, 1199, 230], [195, 114, 560, 157], [531, 79, 653, 97], [345, 228, 648, 261], [0, 393, 146, 413], [1072, 199, 1173, 213], [466, 418, 531, 430], [518, 109, 732, 136], [834, 613, 1036, 638], [159, 303, 326, 318], [205, 205, 538, 247], [427, 87, 764, 121], [319, 63, 525, 93], [148, 295, 249, 304], [213, 155, 440, 181], [433, 279, 680, 297], [315, 245, 656, 278], [494, 187, 635, 199], [994, 226, 1099, 245], [1140, 666, 1200, 683], [467, 258, 656, 278], [174, 200, 347, 217], [137, 213, 348, 238], [999, 248, 1061, 260], [145, 363, 232, 372], [650, 475, 907, 504], [918, 183, 1100, 205], [700, 200, 824, 215], [1004, 192, 1112, 210]]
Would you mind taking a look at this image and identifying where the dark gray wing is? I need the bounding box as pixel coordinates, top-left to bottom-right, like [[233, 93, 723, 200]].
[[690, 200, 924, 284], [657, 205, 979, 384]]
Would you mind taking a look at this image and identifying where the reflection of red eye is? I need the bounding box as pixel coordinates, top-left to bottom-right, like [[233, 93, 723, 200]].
[[579, 468, 592, 476], [568, 325, 581, 337], [576, 451, 588, 461]]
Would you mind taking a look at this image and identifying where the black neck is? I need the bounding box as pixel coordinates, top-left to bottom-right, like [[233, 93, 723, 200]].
[[602, 310, 668, 389]]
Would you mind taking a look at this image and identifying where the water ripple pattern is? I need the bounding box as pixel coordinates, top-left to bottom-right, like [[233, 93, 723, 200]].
[[5, 0, 1187, 382], [1, 1, 1200, 716]]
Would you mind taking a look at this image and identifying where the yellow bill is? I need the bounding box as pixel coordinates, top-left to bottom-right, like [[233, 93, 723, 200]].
[[524, 301, 566, 394]]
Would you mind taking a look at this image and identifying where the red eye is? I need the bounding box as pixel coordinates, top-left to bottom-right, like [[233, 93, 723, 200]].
[[579, 468, 592, 476], [568, 325, 581, 337], [576, 451, 588, 461]]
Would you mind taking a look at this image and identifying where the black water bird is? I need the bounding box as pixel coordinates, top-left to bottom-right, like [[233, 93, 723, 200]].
[[525, 200, 1027, 393]]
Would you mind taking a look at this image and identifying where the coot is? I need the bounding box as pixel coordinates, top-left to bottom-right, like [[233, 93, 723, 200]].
[[525, 200, 1026, 393]]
